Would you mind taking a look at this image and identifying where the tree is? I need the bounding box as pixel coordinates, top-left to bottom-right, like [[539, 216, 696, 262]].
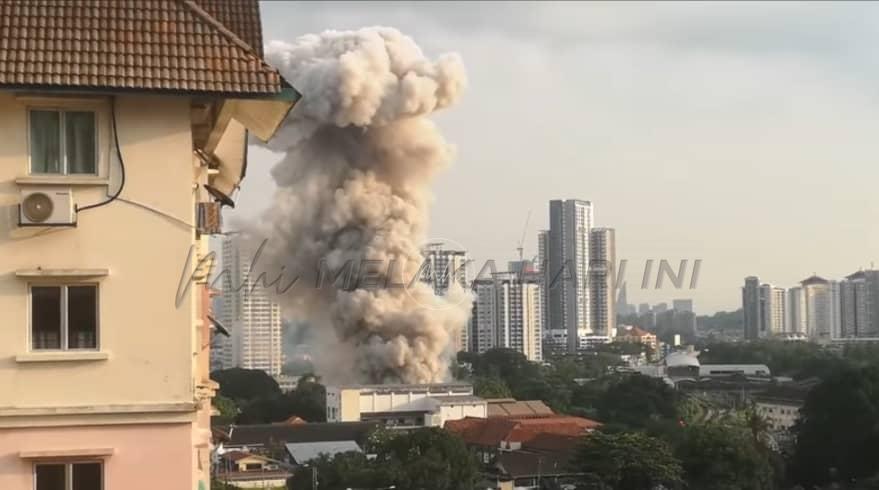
[[212, 368, 281, 401], [286, 428, 478, 490], [380, 428, 480, 490], [212, 394, 239, 424], [236, 376, 326, 424], [570, 431, 683, 490], [791, 365, 879, 487], [472, 376, 512, 398], [675, 425, 774, 490], [597, 374, 679, 428]]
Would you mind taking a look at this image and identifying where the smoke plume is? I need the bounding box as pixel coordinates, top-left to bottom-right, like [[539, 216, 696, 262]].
[[252, 27, 470, 384]]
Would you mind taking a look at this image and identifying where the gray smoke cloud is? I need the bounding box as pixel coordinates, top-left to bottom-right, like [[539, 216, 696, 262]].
[[251, 27, 471, 384]]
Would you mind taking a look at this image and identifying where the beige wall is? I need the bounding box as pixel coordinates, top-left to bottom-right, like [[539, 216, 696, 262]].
[[0, 92, 199, 410], [0, 423, 192, 490]]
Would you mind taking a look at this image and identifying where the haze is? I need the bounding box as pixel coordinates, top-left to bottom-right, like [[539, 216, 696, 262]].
[[229, 1, 879, 314]]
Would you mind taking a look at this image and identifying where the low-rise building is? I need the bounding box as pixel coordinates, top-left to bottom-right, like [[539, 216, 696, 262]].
[[325, 383, 487, 428], [615, 325, 659, 353]]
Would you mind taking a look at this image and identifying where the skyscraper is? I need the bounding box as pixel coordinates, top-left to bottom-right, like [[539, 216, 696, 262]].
[[421, 243, 469, 295], [787, 286, 807, 335], [421, 243, 469, 352], [589, 227, 616, 337], [217, 236, 284, 375], [743, 276, 761, 340], [471, 272, 543, 361], [759, 284, 786, 336], [801, 275, 838, 341], [839, 270, 879, 339], [546, 199, 593, 353]]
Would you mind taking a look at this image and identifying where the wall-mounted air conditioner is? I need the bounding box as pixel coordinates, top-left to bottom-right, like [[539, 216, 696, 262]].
[[18, 186, 76, 226]]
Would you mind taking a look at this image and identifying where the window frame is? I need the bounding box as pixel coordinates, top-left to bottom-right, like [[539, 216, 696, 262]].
[[33, 460, 104, 490], [28, 283, 101, 352], [27, 107, 99, 177]]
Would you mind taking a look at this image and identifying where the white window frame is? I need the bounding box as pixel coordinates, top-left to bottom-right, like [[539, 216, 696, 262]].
[[33, 461, 104, 490], [27, 107, 99, 176], [28, 283, 101, 352]]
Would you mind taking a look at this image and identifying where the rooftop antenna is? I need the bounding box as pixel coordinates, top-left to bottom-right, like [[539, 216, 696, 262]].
[[517, 210, 532, 261]]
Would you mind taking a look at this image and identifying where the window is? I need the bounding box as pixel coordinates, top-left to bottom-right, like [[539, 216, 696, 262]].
[[31, 285, 99, 351], [36, 462, 102, 490], [29, 109, 97, 175]]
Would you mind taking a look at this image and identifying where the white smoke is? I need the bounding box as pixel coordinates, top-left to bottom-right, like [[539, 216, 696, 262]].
[[251, 27, 470, 384]]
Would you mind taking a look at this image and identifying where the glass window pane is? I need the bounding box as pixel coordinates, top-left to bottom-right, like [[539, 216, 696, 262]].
[[68, 286, 98, 349], [65, 111, 96, 174], [72, 462, 102, 490], [30, 110, 61, 174], [35, 463, 66, 490], [32, 286, 62, 350]]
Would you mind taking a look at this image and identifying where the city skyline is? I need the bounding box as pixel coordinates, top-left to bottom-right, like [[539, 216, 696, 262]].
[[227, 1, 879, 314]]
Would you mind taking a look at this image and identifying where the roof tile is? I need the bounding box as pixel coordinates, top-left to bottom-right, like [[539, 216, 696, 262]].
[[0, 0, 281, 94]]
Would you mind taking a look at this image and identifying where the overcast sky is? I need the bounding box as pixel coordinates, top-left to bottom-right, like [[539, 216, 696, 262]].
[[232, 1, 879, 314]]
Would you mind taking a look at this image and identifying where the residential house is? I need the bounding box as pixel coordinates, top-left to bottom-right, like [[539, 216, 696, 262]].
[[446, 416, 599, 490], [216, 451, 291, 489], [0, 1, 296, 489], [222, 421, 378, 459]]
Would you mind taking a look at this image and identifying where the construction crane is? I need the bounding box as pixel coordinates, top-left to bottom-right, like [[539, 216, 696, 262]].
[[516, 210, 532, 261]]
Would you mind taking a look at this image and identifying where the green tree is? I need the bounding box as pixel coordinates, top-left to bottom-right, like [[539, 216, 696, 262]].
[[212, 368, 281, 401], [286, 428, 478, 490], [380, 428, 479, 490], [212, 394, 239, 424], [472, 375, 513, 398], [791, 365, 879, 487], [675, 425, 774, 490], [570, 431, 684, 490], [597, 374, 679, 428], [237, 376, 326, 424]]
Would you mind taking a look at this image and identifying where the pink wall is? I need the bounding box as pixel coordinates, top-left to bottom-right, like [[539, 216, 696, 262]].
[[0, 423, 193, 490]]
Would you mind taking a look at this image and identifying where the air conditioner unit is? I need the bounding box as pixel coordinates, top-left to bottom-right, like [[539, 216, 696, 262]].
[[19, 186, 76, 226]]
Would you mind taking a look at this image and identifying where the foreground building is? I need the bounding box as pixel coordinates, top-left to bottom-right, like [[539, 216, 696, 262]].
[[0, 1, 296, 488]]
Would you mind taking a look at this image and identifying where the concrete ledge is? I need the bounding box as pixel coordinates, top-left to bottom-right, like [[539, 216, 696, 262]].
[[19, 448, 115, 459], [0, 402, 198, 418], [15, 351, 110, 363], [15, 268, 109, 278], [15, 176, 110, 186]]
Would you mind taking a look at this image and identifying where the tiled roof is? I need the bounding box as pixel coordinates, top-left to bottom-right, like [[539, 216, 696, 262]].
[[445, 415, 601, 448], [486, 399, 554, 418], [0, 0, 282, 94], [227, 422, 378, 448], [494, 451, 574, 479], [193, 0, 262, 56]]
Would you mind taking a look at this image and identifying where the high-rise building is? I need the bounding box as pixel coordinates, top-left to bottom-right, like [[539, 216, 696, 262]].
[[589, 228, 616, 337], [801, 275, 838, 341], [218, 236, 284, 375], [538, 230, 549, 332], [471, 272, 543, 361], [672, 299, 694, 313], [421, 243, 468, 295], [546, 199, 593, 353], [743, 276, 761, 340], [759, 284, 786, 336], [421, 244, 469, 352], [787, 287, 807, 334], [617, 283, 636, 316], [839, 270, 879, 338], [654, 302, 669, 313]]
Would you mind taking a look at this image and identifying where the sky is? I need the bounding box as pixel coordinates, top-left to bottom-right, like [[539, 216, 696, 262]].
[[230, 1, 879, 314]]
